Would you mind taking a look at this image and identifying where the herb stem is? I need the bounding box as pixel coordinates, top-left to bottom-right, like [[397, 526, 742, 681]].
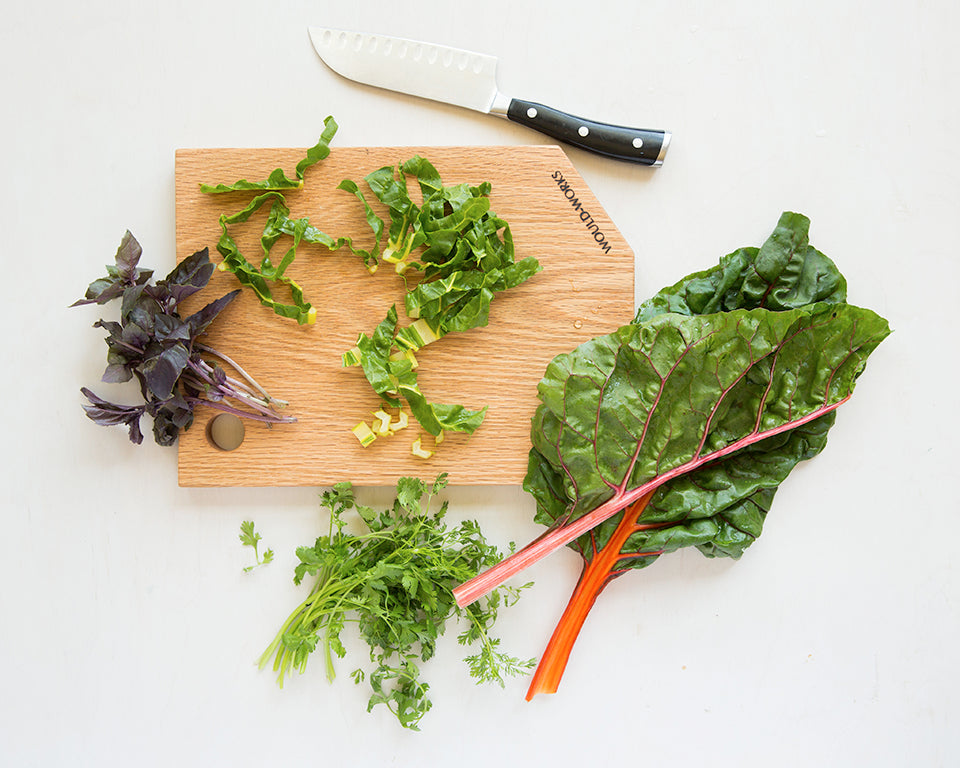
[[194, 359, 286, 409], [181, 363, 290, 421], [183, 394, 295, 425], [196, 343, 286, 404]]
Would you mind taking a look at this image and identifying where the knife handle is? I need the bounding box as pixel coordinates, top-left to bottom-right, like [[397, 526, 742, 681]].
[[505, 98, 670, 166]]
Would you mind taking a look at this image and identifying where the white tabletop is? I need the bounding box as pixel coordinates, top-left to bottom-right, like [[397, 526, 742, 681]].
[[3, 1, 957, 765]]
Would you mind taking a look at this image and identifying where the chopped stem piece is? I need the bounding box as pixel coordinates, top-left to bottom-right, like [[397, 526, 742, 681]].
[[352, 421, 377, 447], [411, 437, 434, 459], [373, 409, 393, 435]]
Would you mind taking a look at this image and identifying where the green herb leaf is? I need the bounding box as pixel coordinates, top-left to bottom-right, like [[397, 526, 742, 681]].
[[258, 475, 534, 730], [240, 520, 273, 572]]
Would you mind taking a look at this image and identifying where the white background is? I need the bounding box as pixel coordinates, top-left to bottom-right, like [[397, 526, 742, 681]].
[[2, 1, 957, 765]]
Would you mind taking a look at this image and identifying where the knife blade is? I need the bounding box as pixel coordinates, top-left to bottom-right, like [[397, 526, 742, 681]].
[[307, 27, 670, 166]]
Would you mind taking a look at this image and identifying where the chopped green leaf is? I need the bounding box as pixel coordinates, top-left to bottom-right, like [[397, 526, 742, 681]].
[[338, 156, 539, 442], [199, 122, 539, 443]]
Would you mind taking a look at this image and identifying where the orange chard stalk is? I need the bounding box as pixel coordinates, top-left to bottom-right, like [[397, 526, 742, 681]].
[[526, 490, 664, 700]]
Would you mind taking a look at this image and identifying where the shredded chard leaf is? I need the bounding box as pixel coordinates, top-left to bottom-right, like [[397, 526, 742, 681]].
[[341, 156, 539, 443], [200, 121, 540, 441], [200, 116, 339, 193]]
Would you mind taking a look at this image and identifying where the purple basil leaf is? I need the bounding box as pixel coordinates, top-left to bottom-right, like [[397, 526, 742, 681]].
[[102, 363, 134, 384], [164, 247, 213, 286], [119, 320, 150, 351], [140, 343, 190, 400], [120, 283, 150, 322], [165, 282, 206, 306], [154, 313, 191, 342], [71, 232, 154, 308], [114, 230, 143, 283], [168, 404, 195, 431], [128, 418, 145, 445], [186, 290, 240, 337], [80, 387, 145, 444], [125, 304, 155, 335], [147, 395, 194, 444], [164, 390, 193, 416], [93, 319, 123, 337], [210, 364, 227, 388], [160, 248, 215, 306], [151, 411, 180, 446], [80, 386, 122, 410], [70, 277, 125, 307]]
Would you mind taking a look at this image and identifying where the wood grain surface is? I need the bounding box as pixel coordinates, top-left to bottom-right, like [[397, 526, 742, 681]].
[[174, 144, 634, 486]]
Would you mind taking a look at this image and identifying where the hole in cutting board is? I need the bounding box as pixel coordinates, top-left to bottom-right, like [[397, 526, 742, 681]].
[[207, 413, 245, 451]]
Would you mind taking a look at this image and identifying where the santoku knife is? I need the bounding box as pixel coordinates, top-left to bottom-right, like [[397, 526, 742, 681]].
[[307, 27, 670, 166]]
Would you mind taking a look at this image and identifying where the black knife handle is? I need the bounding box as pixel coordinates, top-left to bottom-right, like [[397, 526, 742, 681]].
[[506, 98, 670, 166]]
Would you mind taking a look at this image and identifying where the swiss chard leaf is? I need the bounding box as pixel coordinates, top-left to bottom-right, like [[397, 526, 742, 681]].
[[448, 212, 891, 700], [350, 306, 488, 435], [213, 192, 314, 323], [202, 136, 538, 442], [455, 213, 889, 614], [526, 302, 889, 529], [339, 157, 539, 442], [356, 305, 403, 406], [456, 211, 891, 700], [635, 211, 847, 321], [213, 187, 382, 324], [398, 385, 488, 437]]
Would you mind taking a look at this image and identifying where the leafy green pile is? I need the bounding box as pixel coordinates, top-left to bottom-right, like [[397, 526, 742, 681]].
[[341, 154, 540, 340], [200, 119, 540, 444], [341, 156, 540, 440], [258, 475, 534, 730], [452, 213, 890, 697], [73, 231, 294, 445]]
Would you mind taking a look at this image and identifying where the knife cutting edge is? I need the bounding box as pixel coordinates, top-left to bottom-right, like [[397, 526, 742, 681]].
[[307, 27, 670, 166]]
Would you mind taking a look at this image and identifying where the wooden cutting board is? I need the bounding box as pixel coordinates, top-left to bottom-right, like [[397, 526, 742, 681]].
[[174, 144, 633, 487]]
